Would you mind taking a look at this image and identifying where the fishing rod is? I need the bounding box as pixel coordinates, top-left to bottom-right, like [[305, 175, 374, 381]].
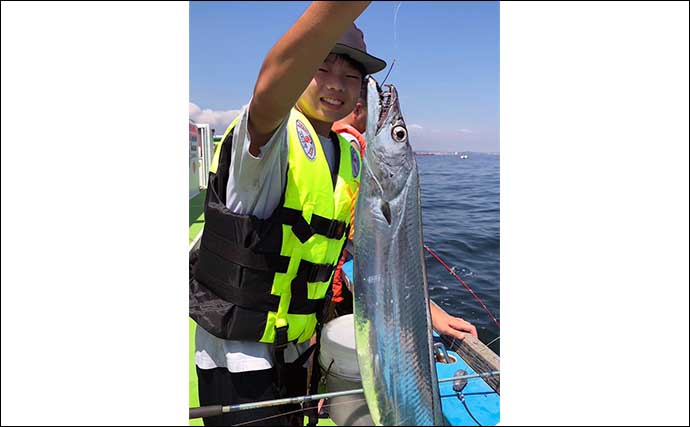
[[381, 1, 402, 87], [233, 397, 369, 427], [189, 371, 500, 419], [424, 244, 501, 330], [438, 370, 500, 384]]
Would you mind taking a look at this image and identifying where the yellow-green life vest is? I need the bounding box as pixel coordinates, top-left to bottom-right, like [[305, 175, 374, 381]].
[[190, 108, 361, 345]]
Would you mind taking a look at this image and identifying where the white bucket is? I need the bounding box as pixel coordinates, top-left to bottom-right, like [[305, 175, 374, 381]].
[[319, 314, 373, 426]]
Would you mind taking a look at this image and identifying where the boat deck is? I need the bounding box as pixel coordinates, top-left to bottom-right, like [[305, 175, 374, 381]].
[[188, 190, 499, 426]]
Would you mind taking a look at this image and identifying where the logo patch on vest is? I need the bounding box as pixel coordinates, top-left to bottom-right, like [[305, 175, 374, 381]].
[[296, 120, 316, 161], [350, 146, 360, 178]]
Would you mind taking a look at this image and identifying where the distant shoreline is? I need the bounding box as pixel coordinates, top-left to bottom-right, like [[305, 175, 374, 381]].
[[414, 152, 499, 156]]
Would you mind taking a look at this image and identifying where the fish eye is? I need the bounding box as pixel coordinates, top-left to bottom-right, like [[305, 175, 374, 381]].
[[391, 125, 407, 142]]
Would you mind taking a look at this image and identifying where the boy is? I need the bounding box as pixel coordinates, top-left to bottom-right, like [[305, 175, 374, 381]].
[[189, 2, 385, 425]]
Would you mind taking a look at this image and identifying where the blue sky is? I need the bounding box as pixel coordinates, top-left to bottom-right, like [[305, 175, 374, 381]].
[[190, 1, 499, 153]]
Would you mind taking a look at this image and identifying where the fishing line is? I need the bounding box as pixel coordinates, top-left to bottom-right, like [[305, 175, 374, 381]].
[[453, 369, 487, 426], [228, 371, 501, 425], [381, 1, 402, 86], [458, 396, 483, 426], [486, 336, 500, 348], [424, 244, 501, 329], [393, 1, 402, 50], [380, 59, 396, 87], [190, 372, 500, 419]]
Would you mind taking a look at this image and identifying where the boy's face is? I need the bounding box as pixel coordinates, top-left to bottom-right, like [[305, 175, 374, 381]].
[[297, 54, 364, 134]]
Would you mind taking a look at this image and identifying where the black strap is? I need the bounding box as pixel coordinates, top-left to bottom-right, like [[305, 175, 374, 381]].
[[328, 131, 342, 190], [277, 207, 348, 243], [210, 128, 236, 206], [291, 343, 318, 368], [311, 215, 348, 240], [274, 325, 289, 354], [273, 328, 321, 368], [289, 260, 333, 312], [297, 260, 336, 283], [273, 325, 290, 398], [199, 251, 333, 313], [200, 227, 290, 273], [198, 278, 326, 315], [305, 319, 326, 426], [204, 282, 279, 313], [273, 331, 318, 396], [271, 325, 318, 401]]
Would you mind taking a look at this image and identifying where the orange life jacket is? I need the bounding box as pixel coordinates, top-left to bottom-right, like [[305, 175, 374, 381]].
[[330, 124, 366, 303], [332, 123, 366, 157]]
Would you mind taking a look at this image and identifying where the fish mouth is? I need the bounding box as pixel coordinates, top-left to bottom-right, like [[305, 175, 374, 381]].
[[376, 83, 399, 133]]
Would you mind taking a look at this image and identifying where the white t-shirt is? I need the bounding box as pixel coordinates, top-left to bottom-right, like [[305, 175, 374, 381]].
[[195, 103, 337, 372]]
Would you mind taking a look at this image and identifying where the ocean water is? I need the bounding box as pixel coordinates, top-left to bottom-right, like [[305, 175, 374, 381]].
[[417, 153, 500, 354]]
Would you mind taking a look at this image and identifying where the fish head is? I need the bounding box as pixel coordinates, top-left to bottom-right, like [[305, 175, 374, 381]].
[[364, 77, 415, 203]]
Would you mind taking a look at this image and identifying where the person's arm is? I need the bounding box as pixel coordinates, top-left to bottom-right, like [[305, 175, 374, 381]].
[[248, 1, 371, 155], [429, 300, 478, 340]]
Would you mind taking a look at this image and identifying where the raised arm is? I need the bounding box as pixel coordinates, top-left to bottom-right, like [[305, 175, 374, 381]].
[[247, 1, 371, 155]]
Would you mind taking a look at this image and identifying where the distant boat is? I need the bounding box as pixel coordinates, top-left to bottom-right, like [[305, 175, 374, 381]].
[[460, 153, 469, 159]]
